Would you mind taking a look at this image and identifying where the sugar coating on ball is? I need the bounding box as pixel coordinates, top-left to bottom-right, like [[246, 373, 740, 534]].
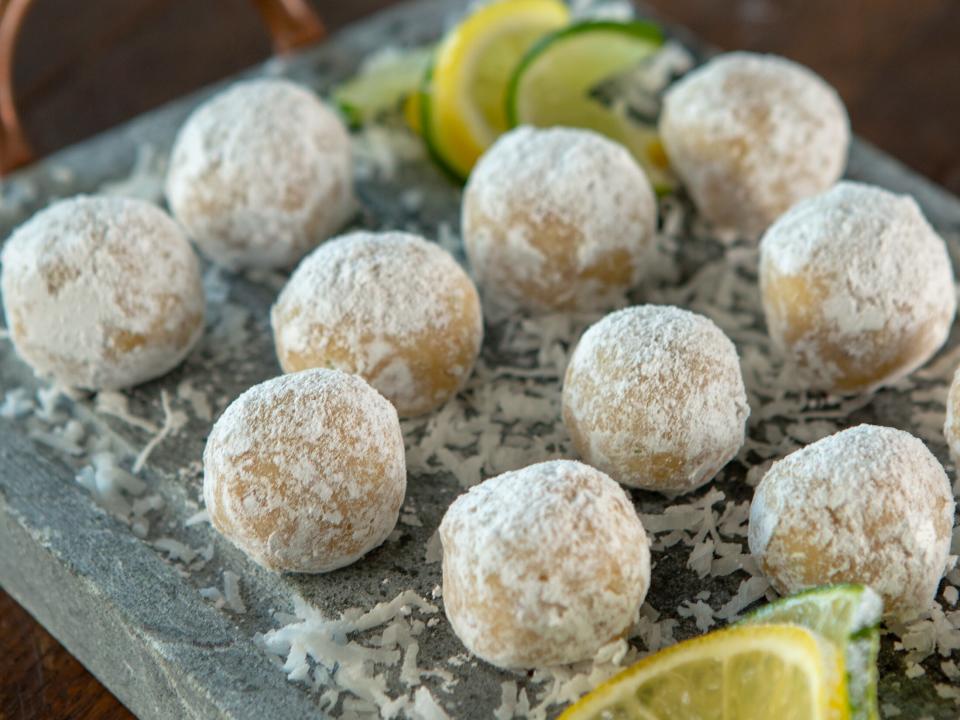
[[563, 305, 749, 494], [203, 369, 405, 574], [748, 424, 954, 617], [166, 79, 354, 270], [439, 460, 650, 669], [1, 195, 204, 390], [462, 126, 657, 313], [660, 52, 849, 236], [944, 369, 960, 467], [271, 231, 483, 417], [760, 182, 955, 395]]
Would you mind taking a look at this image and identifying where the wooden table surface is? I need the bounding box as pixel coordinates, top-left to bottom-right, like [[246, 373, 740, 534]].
[[1, 1, 958, 718]]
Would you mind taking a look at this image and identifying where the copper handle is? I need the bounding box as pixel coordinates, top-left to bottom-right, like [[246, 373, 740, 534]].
[[251, 0, 326, 54], [0, 0, 327, 175], [0, 0, 33, 175]]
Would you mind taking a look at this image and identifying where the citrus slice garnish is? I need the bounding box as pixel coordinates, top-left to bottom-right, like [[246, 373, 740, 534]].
[[741, 584, 882, 720], [559, 624, 849, 720], [506, 19, 677, 192], [333, 46, 433, 127], [421, 0, 569, 179]]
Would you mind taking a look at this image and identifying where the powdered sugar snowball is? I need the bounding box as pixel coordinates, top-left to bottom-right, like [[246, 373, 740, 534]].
[[165, 78, 354, 270], [271, 231, 483, 417], [660, 52, 849, 237], [760, 181, 956, 394], [748, 424, 954, 617], [1, 195, 204, 390], [439, 459, 651, 669], [943, 368, 960, 466], [461, 125, 656, 314], [202, 368, 406, 573], [562, 305, 749, 494]]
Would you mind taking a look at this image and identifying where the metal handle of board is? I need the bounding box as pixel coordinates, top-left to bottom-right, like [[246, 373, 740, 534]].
[[0, 0, 327, 176]]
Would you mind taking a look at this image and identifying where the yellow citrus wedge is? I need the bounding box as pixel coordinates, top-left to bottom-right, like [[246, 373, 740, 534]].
[[421, 0, 569, 179], [740, 585, 882, 720], [559, 624, 849, 720]]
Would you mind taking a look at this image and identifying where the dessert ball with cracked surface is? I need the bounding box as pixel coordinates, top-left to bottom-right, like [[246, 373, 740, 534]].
[[461, 125, 657, 313], [439, 460, 650, 669], [562, 305, 749, 494], [1, 195, 204, 390], [166, 78, 354, 270], [271, 231, 483, 417], [660, 52, 849, 236], [748, 424, 954, 617], [203, 369, 406, 574], [760, 182, 955, 395]]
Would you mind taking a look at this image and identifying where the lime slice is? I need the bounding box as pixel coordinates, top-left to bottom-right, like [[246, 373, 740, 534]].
[[741, 584, 882, 720], [506, 20, 678, 193], [333, 46, 434, 128], [560, 624, 849, 720], [421, 0, 570, 180]]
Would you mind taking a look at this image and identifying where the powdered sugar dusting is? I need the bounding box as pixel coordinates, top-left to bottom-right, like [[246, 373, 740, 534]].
[[562, 305, 749, 493], [271, 231, 482, 417], [660, 52, 849, 236], [166, 79, 355, 270], [1, 195, 205, 390], [202, 368, 406, 573], [748, 424, 955, 616], [439, 460, 650, 668], [761, 181, 956, 393], [462, 126, 656, 313], [944, 369, 960, 466]]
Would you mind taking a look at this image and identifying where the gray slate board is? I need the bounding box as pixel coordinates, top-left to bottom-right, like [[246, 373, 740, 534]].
[[2, 1, 960, 718]]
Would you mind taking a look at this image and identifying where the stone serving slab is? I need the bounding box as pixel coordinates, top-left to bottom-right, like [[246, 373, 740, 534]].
[[2, 1, 960, 718]]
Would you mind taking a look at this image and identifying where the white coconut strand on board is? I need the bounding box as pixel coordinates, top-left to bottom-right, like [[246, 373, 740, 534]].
[[95, 391, 160, 434], [223, 570, 246, 614], [262, 590, 444, 718], [152, 537, 199, 564], [75, 451, 147, 517], [133, 389, 188, 473], [185, 509, 210, 527], [0, 387, 34, 419], [177, 379, 213, 422]]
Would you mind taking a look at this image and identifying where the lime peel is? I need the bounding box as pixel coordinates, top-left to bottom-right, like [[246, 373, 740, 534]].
[[507, 18, 679, 193], [740, 584, 882, 720], [333, 46, 434, 127]]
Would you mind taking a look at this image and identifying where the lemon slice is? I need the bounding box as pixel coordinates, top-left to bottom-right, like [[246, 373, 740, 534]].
[[333, 47, 434, 127], [421, 0, 570, 179], [506, 20, 677, 193], [559, 624, 849, 720], [741, 585, 882, 720]]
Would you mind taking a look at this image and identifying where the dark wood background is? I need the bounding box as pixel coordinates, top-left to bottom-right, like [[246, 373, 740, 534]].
[[1, 1, 958, 718]]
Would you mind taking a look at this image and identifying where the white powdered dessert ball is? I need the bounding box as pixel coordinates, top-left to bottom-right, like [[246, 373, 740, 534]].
[[1, 195, 204, 390], [461, 125, 657, 313], [439, 460, 650, 669], [749, 424, 954, 617], [562, 305, 749, 494], [271, 231, 483, 417], [660, 52, 849, 236], [944, 369, 960, 466], [760, 181, 955, 395], [166, 78, 354, 270], [203, 369, 406, 574]]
